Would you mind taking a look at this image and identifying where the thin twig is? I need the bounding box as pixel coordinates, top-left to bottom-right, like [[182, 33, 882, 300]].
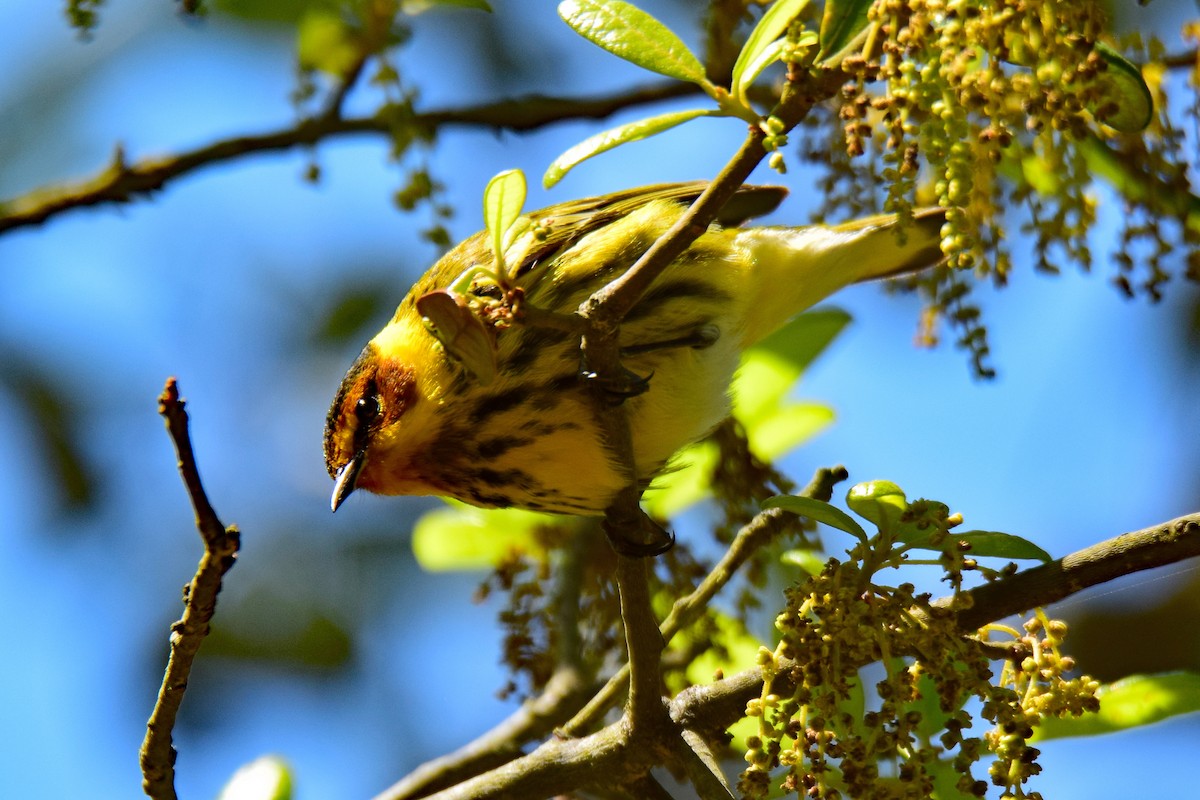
[[139, 378, 240, 800], [0, 82, 696, 235]]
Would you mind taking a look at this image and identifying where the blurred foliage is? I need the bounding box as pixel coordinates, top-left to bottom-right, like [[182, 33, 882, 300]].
[[0, 352, 98, 515]]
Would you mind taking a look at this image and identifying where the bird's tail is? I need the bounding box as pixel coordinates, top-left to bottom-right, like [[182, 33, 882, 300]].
[[734, 207, 947, 346]]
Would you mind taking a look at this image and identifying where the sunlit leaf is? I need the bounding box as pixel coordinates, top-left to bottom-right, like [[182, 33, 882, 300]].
[[845, 480, 907, 530], [732, 0, 808, 100], [411, 504, 550, 570], [544, 108, 715, 187], [763, 494, 866, 538], [733, 307, 850, 425], [1035, 672, 1200, 740], [779, 547, 827, 575], [642, 440, 718, 519], [733, 38, 788, 103], [297, 9, 361, 76], [557, 0, 706, 84], [416, 290, 498, 384], [218, 756, 293, 800], [901, 529, 1051, 561], [1089, 42, 1153, 133], [483, 168, 526, 268], [744, 401, 833, 459], [818, 0, 872, 61]]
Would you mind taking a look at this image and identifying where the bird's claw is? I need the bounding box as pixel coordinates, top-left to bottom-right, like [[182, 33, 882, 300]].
[[603, 507, 674, 557], [581, 366, 653, 404]]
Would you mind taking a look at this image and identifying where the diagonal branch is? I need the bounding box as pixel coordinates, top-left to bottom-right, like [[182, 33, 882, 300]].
[[0, 82, 697, 235], [139, 378, 241, 800]]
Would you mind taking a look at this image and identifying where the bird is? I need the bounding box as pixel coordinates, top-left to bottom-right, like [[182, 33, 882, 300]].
[[324, 182, 945, 534]]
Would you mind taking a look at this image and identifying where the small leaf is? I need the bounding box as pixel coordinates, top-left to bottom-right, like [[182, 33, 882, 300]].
[[543, 108, 714, 187], [416, 290, 498, 384], [1035, 672, 1200, 741], [732, 0, 809, 100], [411, 504, 550, 570], [483, 169, 526, 270], [218, 756, 293, 800], [845, 480, 907, 530], [780, 548, 828, 575], [733, 38, 788, 102], [296, 10, 361, 76], [817, 0, 873, 61], [763, 495, 867, 538], [557, 0, 707, 84], [1089, 42, 1153, 133]]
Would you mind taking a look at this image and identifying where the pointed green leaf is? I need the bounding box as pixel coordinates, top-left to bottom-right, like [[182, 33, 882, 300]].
[[558, 0, 706, 84], [483, 169, 526, 269], [818, 0, 872, 61], [744, 401, 834, 459], [732, 0, 809, 99], [412, 504, 550, 570], [1034, 672, 1200, 741], [218, 756, 293, 800], [733, 38, 788, 103], [901, 528, 1051, 562], [846, 480, 907, 530], [763, 494, 867, 538], [1089, 42, 1153, 133], [543, 108, 714, 187]]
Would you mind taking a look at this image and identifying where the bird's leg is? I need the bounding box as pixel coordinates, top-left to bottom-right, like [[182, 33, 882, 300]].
[[603, 487, 675, 557]]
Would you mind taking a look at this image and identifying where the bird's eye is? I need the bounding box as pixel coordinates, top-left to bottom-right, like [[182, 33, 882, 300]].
[[355, 395, 380, 424]]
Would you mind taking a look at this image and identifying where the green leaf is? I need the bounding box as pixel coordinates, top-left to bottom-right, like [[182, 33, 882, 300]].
[[817, 0, 872, 61], [780, 547, 827, 574], [1089, 42, 1153, 133], [744, 401, 833, 460], [642, 440, 718, 519], [296, 9, 361, 76], [733, 307, 850, 424], [411, 504, 550, 570], [732, 0, 809, 100], [845, 480, 907, 530], [899, 526, 1051, 561], [543, 108, 714, 187], [557, 0, 707, 84], [1035, 672, 1200, 741], [218, 756, 293, 800], [764, 494, 867, 538], [733, 38, 788, 104], [483, 169, 526, 269]]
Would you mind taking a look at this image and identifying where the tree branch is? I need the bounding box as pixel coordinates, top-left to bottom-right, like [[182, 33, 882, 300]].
[[940, 511, 1200, 630], [0, 82, 697, 235], [139, 378, 240, 800]]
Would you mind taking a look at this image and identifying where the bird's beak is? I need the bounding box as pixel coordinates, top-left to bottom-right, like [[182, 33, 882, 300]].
[[331, 450, 366, 512]]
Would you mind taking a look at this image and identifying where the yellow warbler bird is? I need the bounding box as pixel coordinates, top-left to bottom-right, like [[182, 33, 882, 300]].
[[325, 182, 944, 522]]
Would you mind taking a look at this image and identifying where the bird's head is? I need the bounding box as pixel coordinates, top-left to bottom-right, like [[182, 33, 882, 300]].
[[323, 339, 425, 511]]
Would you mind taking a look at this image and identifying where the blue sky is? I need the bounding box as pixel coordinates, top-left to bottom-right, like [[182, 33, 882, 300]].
[[1, 2, 1198, 799]]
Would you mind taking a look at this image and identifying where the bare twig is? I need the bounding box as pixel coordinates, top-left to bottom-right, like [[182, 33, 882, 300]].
[[0, 82, 696, 235], [139, 378, 240, 800]]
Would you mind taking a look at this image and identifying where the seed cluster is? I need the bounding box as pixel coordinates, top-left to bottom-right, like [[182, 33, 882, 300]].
[[738, 500, 1099, 799], [805, 0, 1199, 376]]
